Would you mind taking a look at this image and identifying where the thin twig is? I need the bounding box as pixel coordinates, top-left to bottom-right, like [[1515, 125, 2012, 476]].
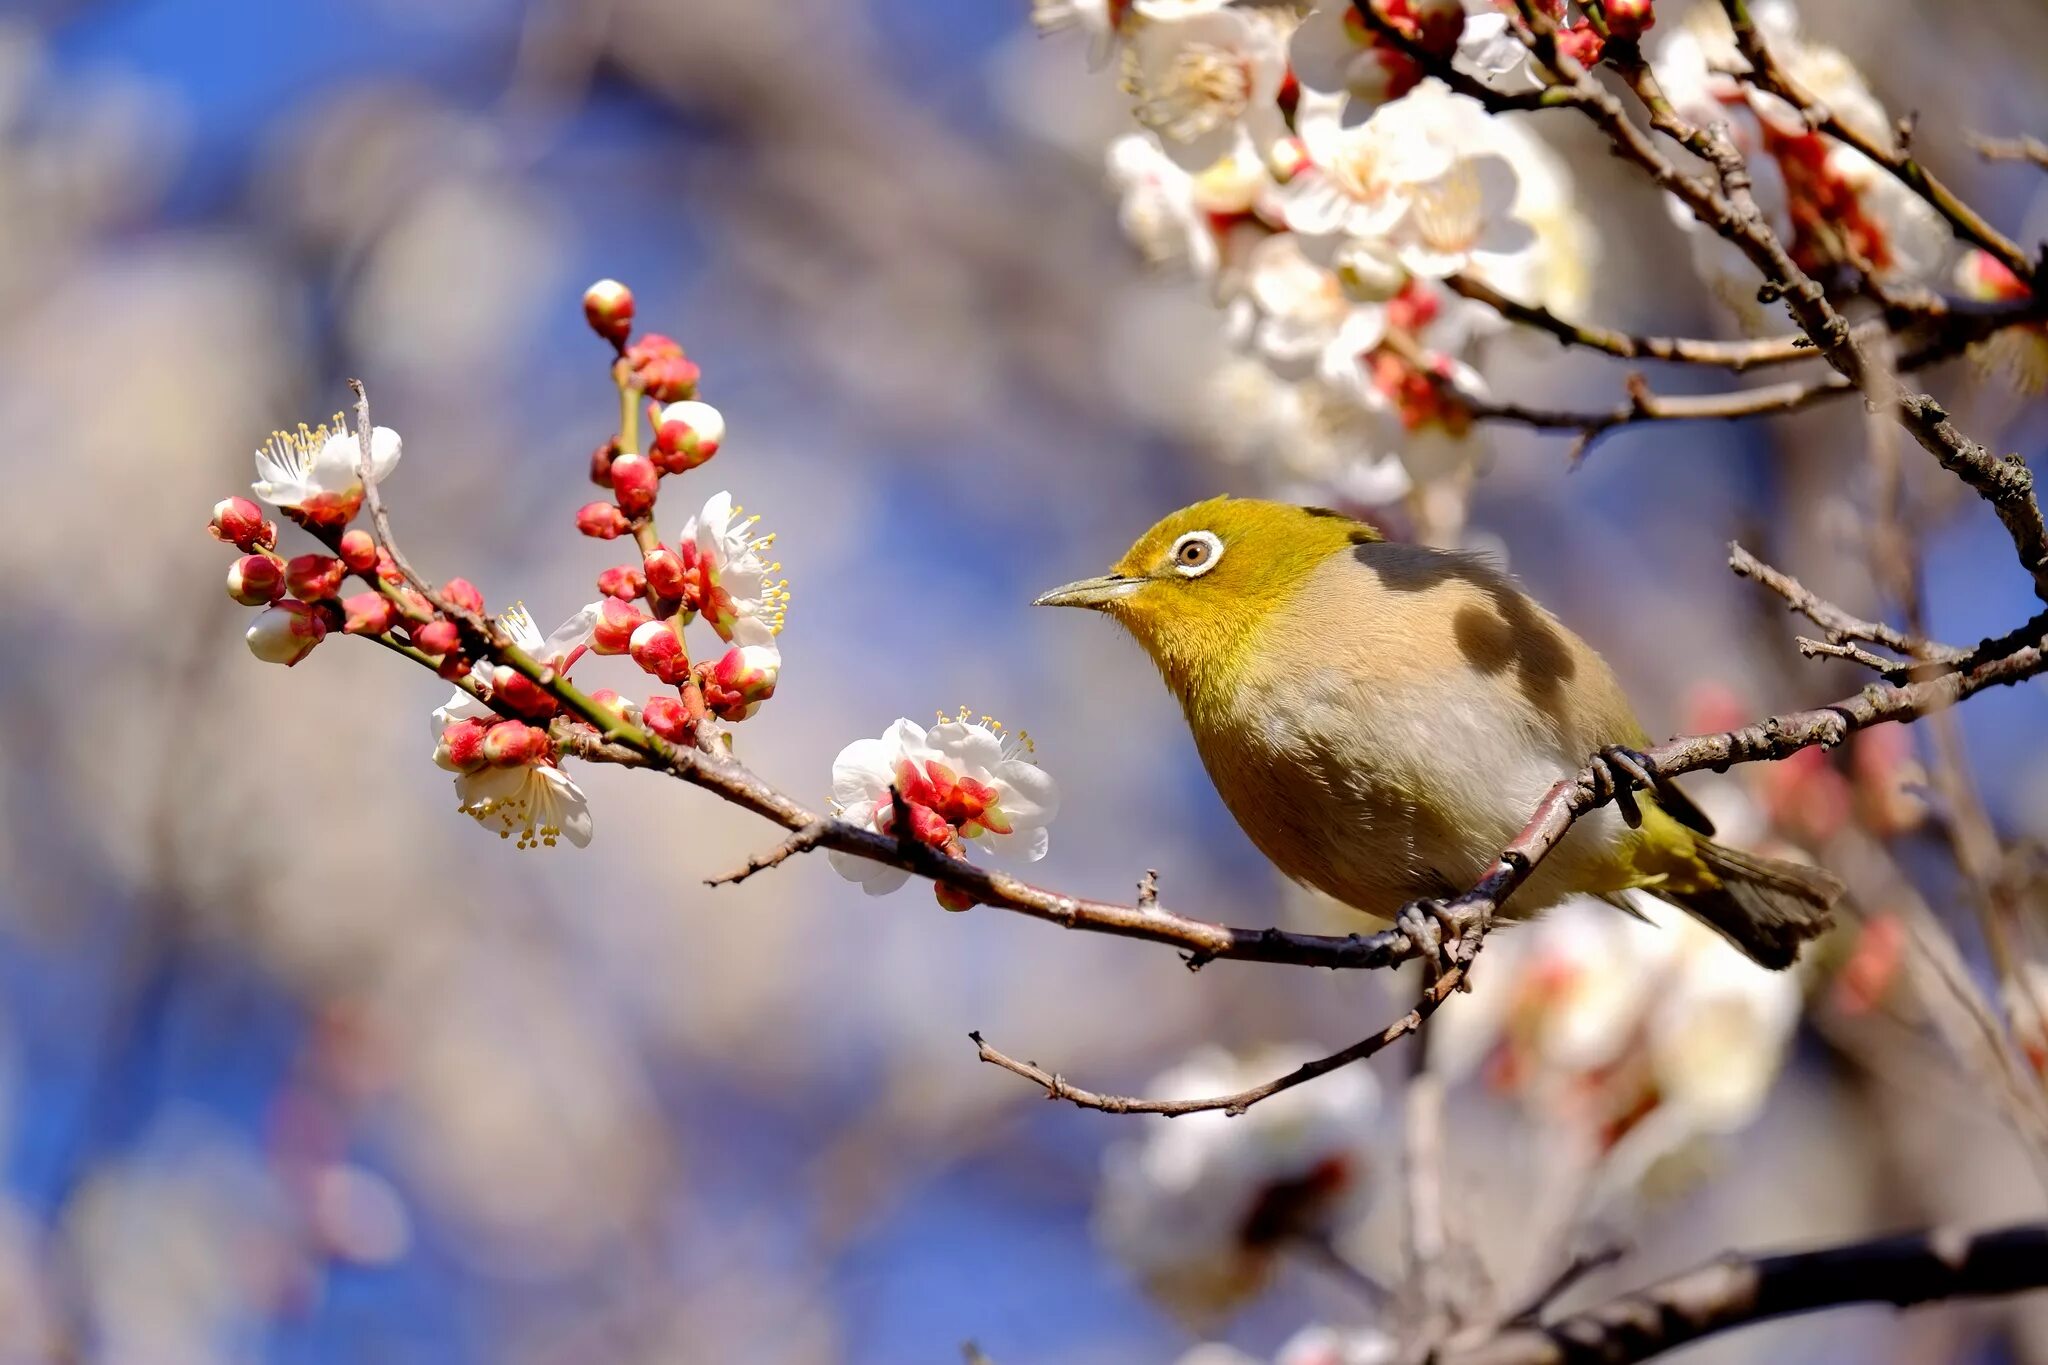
[[705, 820, 830, 886], [1969, 132, 2048, 172], [1446, 273, 1817, 371]]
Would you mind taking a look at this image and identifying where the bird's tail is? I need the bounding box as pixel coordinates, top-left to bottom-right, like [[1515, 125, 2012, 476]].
[[1654, 836, 1842, 970]]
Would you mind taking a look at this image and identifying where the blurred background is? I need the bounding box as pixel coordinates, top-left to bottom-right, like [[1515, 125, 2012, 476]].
[[2, 0, 2047, 1361]]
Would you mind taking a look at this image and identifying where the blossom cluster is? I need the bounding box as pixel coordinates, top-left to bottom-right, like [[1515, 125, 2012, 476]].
[[1094, 1047, 1381, 1320], [1037, 0, 1598, 516], [209, 281, 787, 849]]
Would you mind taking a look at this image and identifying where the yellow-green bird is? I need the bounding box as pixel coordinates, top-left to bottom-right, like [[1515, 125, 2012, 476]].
[[1035, 497, 1840, 968]]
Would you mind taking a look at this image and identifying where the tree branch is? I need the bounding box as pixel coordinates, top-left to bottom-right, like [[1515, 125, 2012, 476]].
[[1450, 1223, 2048, 1365], [1970, 132, 2048, 172]]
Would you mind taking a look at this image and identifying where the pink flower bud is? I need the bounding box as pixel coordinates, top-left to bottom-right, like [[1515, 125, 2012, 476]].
[[375, 549, 405, 586], [697, 640, 780, 720], [481, 720, 549, 767], [586, 688, 633, 723], [629, 618, 689, 684], [341, 591, 397, 636], [337, 529, 378, 573], [609, 454, 659, 518], [412, 619, 461, 656], [598, 564, 646, 600], [642, 694, 696, 745], [246, 600, 327, 666], [1556, 21, 1603, 66], [436, 652, 473, 682], [576, 501, 631, 540], [591, 596, 648, 655], [643, 545, 686, 600], [227, 554, 285, 606], [396, 588, 433, 620], [436, 717, 491, 772], [590, 440, 618, 489], [285, 554, 346, 602], [934, 882, 977, 913], [210, 496, 274, 551], [440, 578, 485, 616], [582, 278, 635, 345], [1602, 0, 1654, 39], [490, 664, 559, 720], [294, 487, 365, 530], [651, 400, 724, 473], [625, 333, 700, 403]]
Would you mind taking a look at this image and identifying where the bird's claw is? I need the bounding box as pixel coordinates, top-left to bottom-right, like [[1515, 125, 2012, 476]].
[[1396, 897, 1469, 983], [1585, 744, 1656, 828]]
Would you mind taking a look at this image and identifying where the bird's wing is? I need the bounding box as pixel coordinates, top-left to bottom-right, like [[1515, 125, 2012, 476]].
[[1652, 777, 1716, 836]]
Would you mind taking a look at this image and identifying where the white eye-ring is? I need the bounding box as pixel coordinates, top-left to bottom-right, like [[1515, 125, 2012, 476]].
[[1169, 530, 1224, 578]]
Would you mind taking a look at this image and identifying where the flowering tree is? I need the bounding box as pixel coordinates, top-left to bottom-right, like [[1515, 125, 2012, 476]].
[[202, 0, 2048, 1359]]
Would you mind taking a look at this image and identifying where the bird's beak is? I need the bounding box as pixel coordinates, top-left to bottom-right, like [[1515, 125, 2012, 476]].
[[1033, 574, 1142, 611]]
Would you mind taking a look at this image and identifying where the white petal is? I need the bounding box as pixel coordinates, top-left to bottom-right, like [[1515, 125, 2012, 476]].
[[541, 602, 604, 665], [995, 761, 1062, 827], [832, 742, 897, 808], [929, 721, 1005, 777]]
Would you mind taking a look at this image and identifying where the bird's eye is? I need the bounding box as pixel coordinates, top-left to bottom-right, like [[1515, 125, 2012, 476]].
[[1169, 530, 1223, 578]]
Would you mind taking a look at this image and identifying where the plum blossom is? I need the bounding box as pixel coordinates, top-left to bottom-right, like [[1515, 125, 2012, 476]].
[[1289, 1, 1534, 118], [1031, 0, 1133, 65], [1095, 1046, 1380, 1321], [1178, 1325, 1398, 1365], [828, 714, 1059, 898], [448, 760, 593, 851], [432, 601, 603, 731], [682, 491, 789, 640], [1123, 7, 1288, 172], [1241, 234, 1390, 385], [251, 415, 402, 523], [1278, 96, 1455, 250]]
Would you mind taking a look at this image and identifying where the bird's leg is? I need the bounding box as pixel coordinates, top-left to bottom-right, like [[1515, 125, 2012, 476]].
[[1584, 745, 1657, 828], [1395, 897, 1469, 980]]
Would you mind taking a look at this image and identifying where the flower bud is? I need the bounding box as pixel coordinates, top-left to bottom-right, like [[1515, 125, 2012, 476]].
[[1556, 22, 1604, 66], [643, 545, 686, 600], [582, 278, 635, 345], [481, 720, 549, 767], [597, 564, 646, 600], [591, 596, 648, 655], [436, 652, 473, 682], [642, 694, 697, 745], [629, 618, 690, 684], [340, 591, 397, 636], [697, 639, 780, 720], [609, 453, 659, 518], [1408, 0, 1464, 56], [586, 688, 633, 723], [227, 554, 285, 606], [876, 796, 955, 849], [285, 554, 346, 602], [440, 578, 485, 617], [210, 496, 274, 551], [590, 440, 618, 489], [490, 664, 559, 720], [625, 333, 701, 403], [576, 501, 631, 540], [246, 600, 327, 666], [436, 717, 491, 772], [651, 400, 724, 472], [337, 529, 378, 573], [1602, 0, 1654, 40], [412, 619, 461, 656], [934, 882, 977, 913], [375, 549, 405, 586]]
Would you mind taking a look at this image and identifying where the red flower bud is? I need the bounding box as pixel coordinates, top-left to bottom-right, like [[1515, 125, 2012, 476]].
[[643, 545, 686, 600], [227, 554, 285, 606], [490, 664, 559, 720], [642, 694, 697, 745], [210, 496, 274, 552], [696, 638, 780, 720], [582, 278, 635, 346], [591, 596, 648, 655], [285, 554, 346, 602], [1602, 0, 1654, 39], [374, 549, 404, 586], [629, 618, 690, 684], [625, 333, 700, 403], [597, 564, 646, 600], [1556, 21, 1604, 66], [609, 454, 659, 518], [589, 440, 618, 489], [481, 720, 549, 767], [341, 591, 397, 636], [586, 688, 633, 723], [246, 600, 327, 666], [1408, 0, 1464, 56], [933, 882, 977, 913], [439, 578, 485, 616], [436, 717, 491, 772], [576, 501, 630, 540], [436, 652, 473, 681], [412, 619, 460, 656], [650, 400, 724, 473], [337, 529, 378, 573]]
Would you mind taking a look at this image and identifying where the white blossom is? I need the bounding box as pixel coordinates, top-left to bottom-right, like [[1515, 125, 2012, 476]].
[[250, 414, 400, 513], [684, 490, 788, 639], [453, 762, 592, 850], [1095, 1046, 1379, 1320], [1123, 8, 1288, 172]]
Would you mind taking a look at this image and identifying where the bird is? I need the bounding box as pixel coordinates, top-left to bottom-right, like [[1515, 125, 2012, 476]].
[[1034, 496, 1841, 969]]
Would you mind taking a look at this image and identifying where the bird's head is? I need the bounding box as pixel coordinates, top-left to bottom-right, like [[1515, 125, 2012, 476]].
[[1035, 497, 1378, 699]]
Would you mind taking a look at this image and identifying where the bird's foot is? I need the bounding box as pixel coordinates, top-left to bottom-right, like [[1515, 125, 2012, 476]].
[[1395, 897, 1474, 983], [1583, 744, 1657, 829]]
